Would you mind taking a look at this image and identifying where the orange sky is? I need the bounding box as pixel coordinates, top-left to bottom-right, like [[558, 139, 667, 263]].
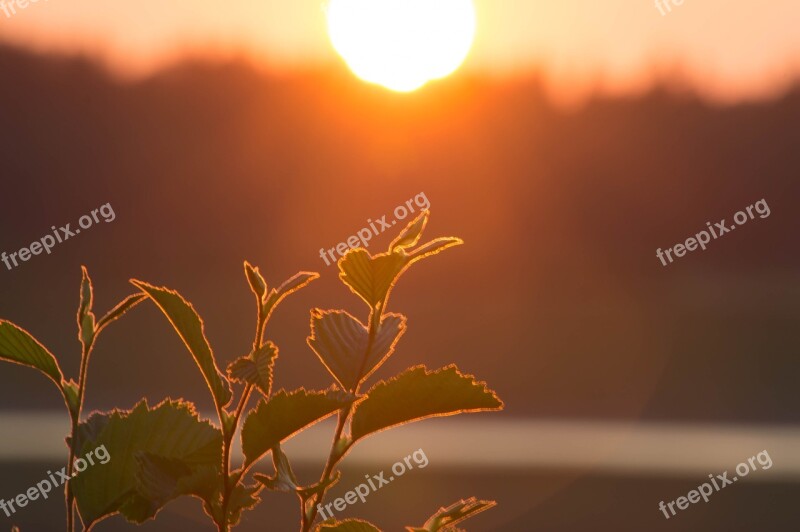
[[1, 0, 799, 104]]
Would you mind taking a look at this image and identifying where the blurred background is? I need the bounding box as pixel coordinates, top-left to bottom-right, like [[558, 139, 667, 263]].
[[1, 1, 800, 530]]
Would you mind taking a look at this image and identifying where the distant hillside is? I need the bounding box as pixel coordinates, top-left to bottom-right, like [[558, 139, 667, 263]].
[[0, 44, 798, 425]]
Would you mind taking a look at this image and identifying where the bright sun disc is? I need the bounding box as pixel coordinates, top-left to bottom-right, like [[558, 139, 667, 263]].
[[326, 0, 476, 92]]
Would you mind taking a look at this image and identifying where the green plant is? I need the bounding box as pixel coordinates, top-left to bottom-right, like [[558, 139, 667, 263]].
[[0, 267, 144, 532], [0, 211, 503, 531]]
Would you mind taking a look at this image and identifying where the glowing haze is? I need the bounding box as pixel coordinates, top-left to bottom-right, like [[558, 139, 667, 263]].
[[0, 0, 799, 103]]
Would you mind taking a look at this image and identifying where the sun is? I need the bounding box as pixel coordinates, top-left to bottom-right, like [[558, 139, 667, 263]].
[[326, 0, 477, 92]]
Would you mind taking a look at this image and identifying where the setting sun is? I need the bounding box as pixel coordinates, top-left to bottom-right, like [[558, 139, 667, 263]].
[[326, 0, 476, 92]]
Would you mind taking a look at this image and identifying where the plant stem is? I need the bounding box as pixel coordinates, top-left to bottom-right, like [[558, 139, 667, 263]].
[[217, 300, 267, 530], [66, 340, 93, 532], [302, 302, 383, 531]]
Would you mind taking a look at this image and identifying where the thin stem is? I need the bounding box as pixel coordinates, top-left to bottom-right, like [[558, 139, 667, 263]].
[[302, 301, 384, 531], [66, 340, 93, 532], [218, 299, 267, 530]]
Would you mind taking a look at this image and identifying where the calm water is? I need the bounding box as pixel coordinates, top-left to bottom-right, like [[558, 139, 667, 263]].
[[2, 416, 799, 531]]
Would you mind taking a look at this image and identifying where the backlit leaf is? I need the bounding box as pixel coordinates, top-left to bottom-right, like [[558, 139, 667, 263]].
[[253, 444, 299, 492], [225, 481, 263, 527], [62, 378, 80, 416], [131, 280, 232, 408], [390, 210, 429, 251], [307, 309, 406, 391], [227, 342, 279, 397], [78, 267, 96, 348], [263, 271, 319, 317], [408, 237, 463, 263], [339, 232, 462, 310], [242, 388, 353, 467], [0, 321, 62, 385], [244, 261, 268, 300], [351, 365, 503, 442], [96, 293, 146, 334], [406, 498, 496, 532], [337, 249, 406, 308], [78, 266, 93, 323], [71, 399, 222, 527]]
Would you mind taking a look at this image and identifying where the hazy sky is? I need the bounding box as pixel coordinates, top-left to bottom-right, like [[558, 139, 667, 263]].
[[1, 0, 799, 103]]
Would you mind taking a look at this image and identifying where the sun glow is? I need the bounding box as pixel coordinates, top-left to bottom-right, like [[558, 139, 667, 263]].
[[326, 0, 477, 92]]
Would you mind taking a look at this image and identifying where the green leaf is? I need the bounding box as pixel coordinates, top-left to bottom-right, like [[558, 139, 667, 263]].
[[225, 482, 263, 527], [253, 444, 299, 492], [128, 458, 221, 523], [71, 399, 223, 527], [241, 388, 353, 467], [244, 261, 268, 301], [316, 519, 382, 532], [390, 210, 429, 251], [339, 237, 462, 310], [407, 237, 463, 262], [351, 365, 503, 442], [78, 266, 96, 348], [406, 498, 496, 532], [0, 320, 63, 385], [227, 342, 279, 398], [338, 249, 407, 308], [307, 310, 406, 391], [220, 410, 237, 438], [131, 280, 232, 408], [78, 266, 93, 322], [96, 293, 146, 333], [62, 378, 80, 416], [263, 271, 319, 317]]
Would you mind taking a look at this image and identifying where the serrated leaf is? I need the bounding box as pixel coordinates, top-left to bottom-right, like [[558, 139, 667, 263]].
[[62, 379, 80, 416], [263, 271, 319, 317], [307, 310, 406, 391], [131, 280, 232, 408], [244, 261, 268, 300], [71, 399, 223, 527], [253, 444, 299, 492], [339, 236, 462, 310], [0, 321, 63, 385], [227, 342, 278, 397], [390, 210, 429, 251], [226, 482, 263, 526], [96, 293, 146, 333], [241, 388, 353, 467], [338, 249, 407, 308], [406, 498, 496, 532], [351, 365, 503, 442], [68, 410, 111, 452], [316, 519, 382, 532], [125, 460, 220, 524]]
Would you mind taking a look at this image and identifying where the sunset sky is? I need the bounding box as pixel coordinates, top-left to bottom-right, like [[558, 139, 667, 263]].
[[1, 0, 799, 104]]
